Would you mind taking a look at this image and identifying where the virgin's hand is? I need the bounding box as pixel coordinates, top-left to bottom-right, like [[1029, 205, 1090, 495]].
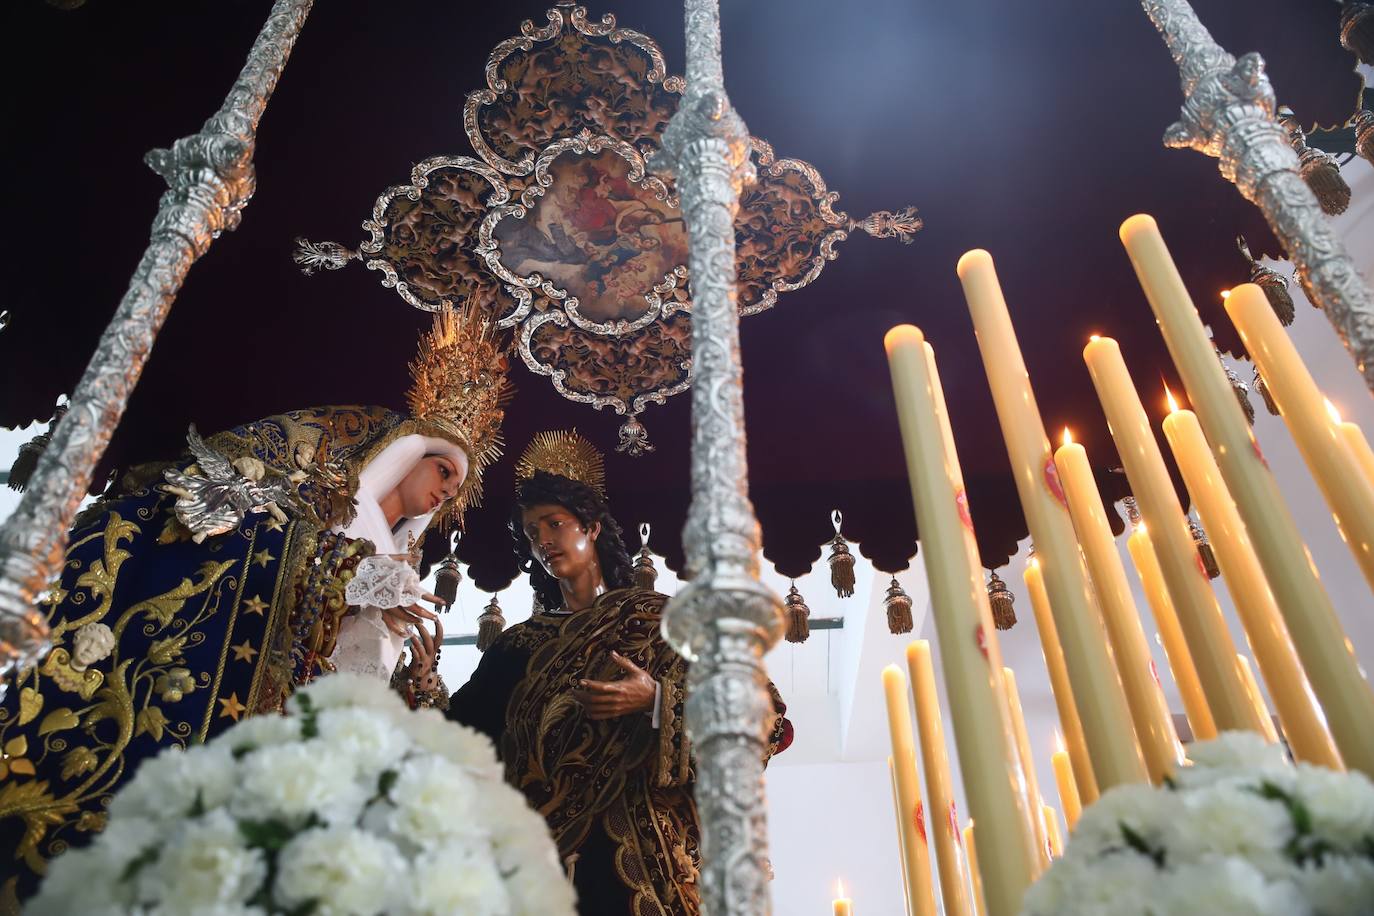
[[380, 602, 438, 638], [407, 616, 443, 678], [572, 652, 655, 721]]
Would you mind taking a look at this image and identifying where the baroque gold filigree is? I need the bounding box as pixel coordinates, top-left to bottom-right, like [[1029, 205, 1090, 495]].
[[296, 4, 918, 455]]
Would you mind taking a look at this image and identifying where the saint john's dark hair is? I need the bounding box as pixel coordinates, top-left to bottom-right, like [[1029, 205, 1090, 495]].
[[510, 470, 634, 611]]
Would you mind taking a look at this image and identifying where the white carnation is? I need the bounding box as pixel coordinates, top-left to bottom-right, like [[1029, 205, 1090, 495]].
[[1187, 731, 1289, 773], [1159, 857, 1312, 916], [1161, 782, 1292, 874], [216, 712, 301, 755], [1022, 852, 1159, 916], [136, 810, 266, 908], [401, 707, 501, 775], [26, 817, 159, 915], [1068, 783, 1167, 858], [233, 742, 367, 826], [273, 826, 407, 916], [387, 755, 486, 849], [401, 846, 510, 916], [1291, 856, 1374, 916], [1294, 764, 1374, 851], [292, 672, 400, 713], [315, 706, 412, 779], [109, 744, 237, 822]]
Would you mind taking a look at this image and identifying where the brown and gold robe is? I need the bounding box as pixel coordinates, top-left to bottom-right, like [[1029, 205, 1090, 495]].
[[447, 587, 791, 916]]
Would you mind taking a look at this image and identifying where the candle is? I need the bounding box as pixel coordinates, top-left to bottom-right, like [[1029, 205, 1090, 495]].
[[1226, 285, 1374, 592], [1237, 654, 1282, 744], [1332, 401, 1374, 493], [886, 324, 1038, 916], [1126, 524, 1217, 741], [882, 665, 939, 916], [1054, 429, 1183, 782], [1051, 734, 1082, 831], [1042, 804, 1065, 858], [964, 822, 989, 916], [907, 641, 973, 916], [1082, 335, 1259, 733], [1120, 214, 1374, 775], [1002, 666, 1050, 872], [957, 250, 1147, 790], [1161, 402, 1341, 767], [833, 879, 853, 916], [1024, 559, 1099, 803], [889, 757, 914, 916]]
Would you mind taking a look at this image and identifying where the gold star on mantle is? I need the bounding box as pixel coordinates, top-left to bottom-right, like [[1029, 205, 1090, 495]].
[[252, 549, 274, 568], [242, 595, 269, 616], [230, 641, 259, 663], [218, 693, 247, 721]]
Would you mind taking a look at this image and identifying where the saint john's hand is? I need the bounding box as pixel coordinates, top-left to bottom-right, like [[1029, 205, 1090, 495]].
[[572, 651, 656, 720]]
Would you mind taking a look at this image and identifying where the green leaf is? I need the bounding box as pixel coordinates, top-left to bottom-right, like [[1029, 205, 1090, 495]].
[[1120, 822, 1165, 868], [377, 769, 398, 798], [238, 817, 298, 853], [120, 846, 159, 883]]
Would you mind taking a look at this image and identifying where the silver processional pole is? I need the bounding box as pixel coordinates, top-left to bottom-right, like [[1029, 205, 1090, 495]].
[[1141, 0, 1374, 391], [652, 0, 785, 913], [0, 0, 314, 680]]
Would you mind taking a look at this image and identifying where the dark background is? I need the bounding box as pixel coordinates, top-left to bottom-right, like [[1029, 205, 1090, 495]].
[[0, 0, 1360, 589]]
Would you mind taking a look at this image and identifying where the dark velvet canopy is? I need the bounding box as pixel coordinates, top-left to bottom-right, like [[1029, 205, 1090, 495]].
[[0, 0, 1359, 590]]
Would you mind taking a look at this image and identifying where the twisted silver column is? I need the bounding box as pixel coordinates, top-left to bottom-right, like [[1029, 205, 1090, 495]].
[[0, 0, 313, 680], [652, 1, 783, 912], [1142, 0, 1374, 391]]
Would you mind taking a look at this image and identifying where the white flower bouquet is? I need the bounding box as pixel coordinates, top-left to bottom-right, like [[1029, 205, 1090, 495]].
[[29, 674, 576, 916], [1023, 732, 1374, 916]]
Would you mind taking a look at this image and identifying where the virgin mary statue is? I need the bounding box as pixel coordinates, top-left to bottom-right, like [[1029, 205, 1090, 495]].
[[0, 308, 509, 905]]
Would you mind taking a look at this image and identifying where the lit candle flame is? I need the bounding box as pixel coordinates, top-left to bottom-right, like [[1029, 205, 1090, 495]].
[[836, 879, 847, 899], [1028, 555, 1040, 570], [1165, 384, 1180, 415], [1089, 333, 1101, 342], [1221, 289, 1232, 300], [1325, 398, 1342, 425], [1136, 521, 1148, 534], [1054, 730, 1066, 754], [1062, 427, 1073, 447]]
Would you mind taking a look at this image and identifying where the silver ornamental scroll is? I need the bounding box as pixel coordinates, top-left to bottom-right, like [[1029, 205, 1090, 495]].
[[1141, 0, 1374, 391], [0, 0, 313, 680], [652, 1, 784, 913]]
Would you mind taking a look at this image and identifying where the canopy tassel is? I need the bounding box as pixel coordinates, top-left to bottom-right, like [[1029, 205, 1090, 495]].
[[784, 583, 811, 644], [884, 576, 913, 635], [827, 509, 856, 598], [476, 593, 506, 652]]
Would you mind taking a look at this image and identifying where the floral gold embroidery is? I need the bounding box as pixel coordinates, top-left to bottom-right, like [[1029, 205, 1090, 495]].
[[16, 689, 41, 727], [0, 737, 34, 780], [154, 669, 196, 703], [35, 708, 79, 738]]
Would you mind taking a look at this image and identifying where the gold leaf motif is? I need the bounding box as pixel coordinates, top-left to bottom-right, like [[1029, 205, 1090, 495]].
[[60, 747, 98, 781], [74, 810, 107, 833], [126, 560, 234, 627], [135, 706, 168, 742], [37, 708, 79, 737], [158, 515, 193, 545], [17, 688, 42, 726], [148, 635, 187, 666]]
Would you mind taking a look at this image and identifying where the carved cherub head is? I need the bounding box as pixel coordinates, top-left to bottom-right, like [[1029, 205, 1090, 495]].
[[71, 622, 115, 671]]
